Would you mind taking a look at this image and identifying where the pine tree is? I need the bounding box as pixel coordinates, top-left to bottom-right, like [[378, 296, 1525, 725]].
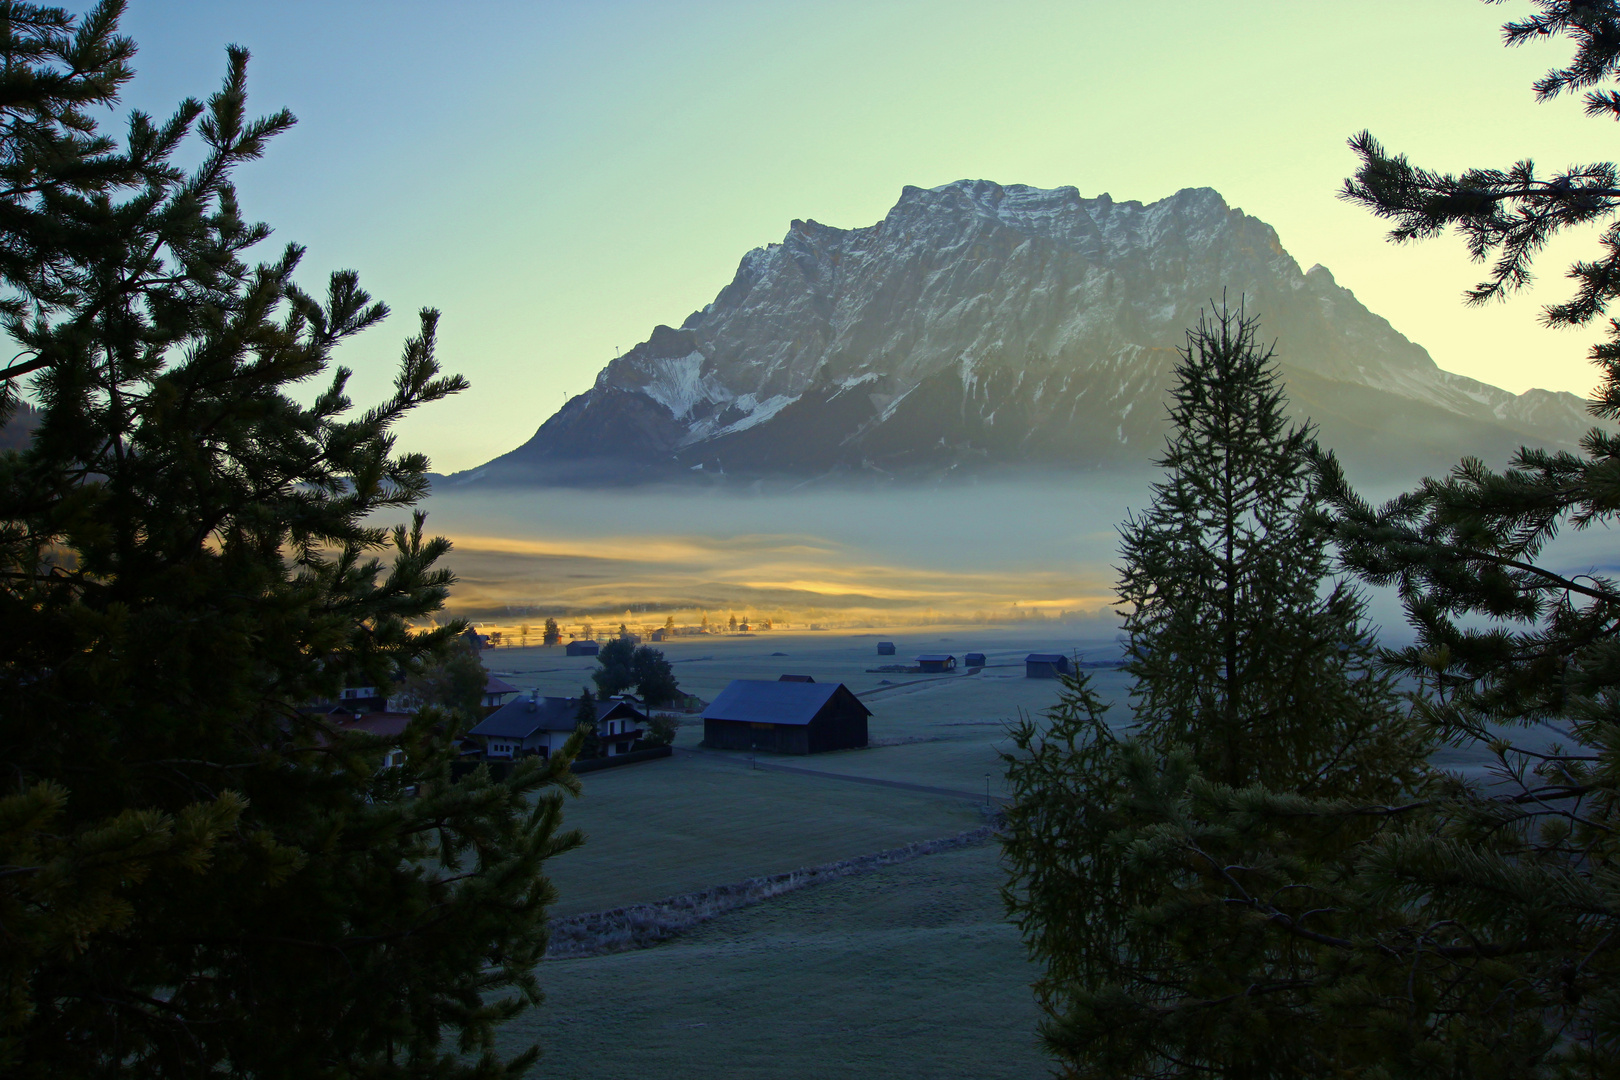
[[1003, 304, 1426, 1078], [0, 7, 582, 1075], [543, 616, 561, 645], [1288, 1, 1620, 1069]]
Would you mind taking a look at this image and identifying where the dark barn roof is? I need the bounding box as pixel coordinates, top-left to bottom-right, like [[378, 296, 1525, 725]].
[[470, 695, 644, 740], [1026, 653, 1069, 664], [484, 674, 519, 696], [917, 653, 956, 663], [778, 674, 815, 682], [702, 680, 871, 726]]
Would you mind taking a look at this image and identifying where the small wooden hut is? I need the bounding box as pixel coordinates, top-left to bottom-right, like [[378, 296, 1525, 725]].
[[1025, 653, 1071, 679]]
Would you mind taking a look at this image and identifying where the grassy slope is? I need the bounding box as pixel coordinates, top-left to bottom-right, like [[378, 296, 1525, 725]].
[[547, 752, 981, 916], [509, 843, 1047, 1080]]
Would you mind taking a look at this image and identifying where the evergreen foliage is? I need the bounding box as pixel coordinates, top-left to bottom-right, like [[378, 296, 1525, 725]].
[[1003, 305, 1427, 1078], [1283, 0, 1620, 1068], [542, 617, 560, 646], [0, 5, 581, 1075], [1117, 303, 1420, 796]]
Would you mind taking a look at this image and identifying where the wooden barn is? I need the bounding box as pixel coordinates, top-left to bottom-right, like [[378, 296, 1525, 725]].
[[876, 641, 896, 655], [964, 652, 987, 668], [565, 639, 600, 657], [702, 679, 871, 755], [917, 653, 957, 673], [1025, 653, 1071, 679]]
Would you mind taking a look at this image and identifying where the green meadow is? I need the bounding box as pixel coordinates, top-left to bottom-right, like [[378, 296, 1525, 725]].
[[483, 629, 1133, 1075]]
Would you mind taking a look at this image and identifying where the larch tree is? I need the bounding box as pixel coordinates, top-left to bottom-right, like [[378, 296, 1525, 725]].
[[0, 5, 581, 1076], [1003, 304, 1427, 1079], [1117, 302, 1418, 797]]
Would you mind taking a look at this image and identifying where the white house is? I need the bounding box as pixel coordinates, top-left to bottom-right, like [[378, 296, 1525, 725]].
[[467, 691, 647, 759]]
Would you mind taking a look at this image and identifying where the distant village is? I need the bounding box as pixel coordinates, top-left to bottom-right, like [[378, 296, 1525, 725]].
[[305, 626, 1090, 773]]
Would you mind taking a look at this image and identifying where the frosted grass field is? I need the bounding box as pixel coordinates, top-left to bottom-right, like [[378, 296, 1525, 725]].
[[483, 629, 1119, 1077], [503, 843, 1046, 1080]]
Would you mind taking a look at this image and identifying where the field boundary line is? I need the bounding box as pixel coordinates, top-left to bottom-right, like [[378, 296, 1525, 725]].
[[545, 825, 997, 960], [675, 745, 1007, 805]]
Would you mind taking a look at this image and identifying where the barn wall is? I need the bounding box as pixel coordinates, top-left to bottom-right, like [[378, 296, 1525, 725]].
[[703, 719, 809, 754], [806, 699, 869, 753]]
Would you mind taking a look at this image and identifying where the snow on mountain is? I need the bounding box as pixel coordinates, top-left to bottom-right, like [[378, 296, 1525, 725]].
[[463, 180, 1600, 485]]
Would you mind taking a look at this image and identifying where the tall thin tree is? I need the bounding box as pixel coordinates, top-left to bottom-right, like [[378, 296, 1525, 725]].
[[1003, 304, 1425, 1079]]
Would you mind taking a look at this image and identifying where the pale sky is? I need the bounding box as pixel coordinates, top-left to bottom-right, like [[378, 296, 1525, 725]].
[[120, 0, 1616, 472]]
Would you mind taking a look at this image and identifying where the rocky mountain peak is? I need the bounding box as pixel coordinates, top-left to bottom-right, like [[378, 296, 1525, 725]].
[[459, 181, 1598, 487]]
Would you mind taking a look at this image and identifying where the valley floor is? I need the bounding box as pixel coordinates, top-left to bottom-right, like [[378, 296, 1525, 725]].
[[503, 842, 1044, 1080], [485, 628, 1114, 1078]]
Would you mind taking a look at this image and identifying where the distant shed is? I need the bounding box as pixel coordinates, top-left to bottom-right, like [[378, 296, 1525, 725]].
[[917, 653, 957, 673], [1025, 653, 1071, 679], [876, 641, 896, 656], [702, 679, 870, 755], [964, 652, 987, 668], [778, 674, 815, 682], [565, 639, 600, 657]]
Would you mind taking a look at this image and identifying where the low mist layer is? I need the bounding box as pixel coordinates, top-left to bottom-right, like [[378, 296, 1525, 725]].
[[420, 478, 1147, 631]]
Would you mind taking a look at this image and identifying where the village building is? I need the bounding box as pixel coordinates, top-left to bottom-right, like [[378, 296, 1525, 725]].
[[468, 692, 647, 760], [1025, 653, 1072, 679], [702, 679, 871, 755], [917, 653, 957, 673], [481, 674, 520, 711], [565, 639, 600, 657], [332, 711, 414, 769], [964, 652, 987, 668], [336, 685, 387, 712], [777, 674, 815, 683], [876, 641, 896, 655]]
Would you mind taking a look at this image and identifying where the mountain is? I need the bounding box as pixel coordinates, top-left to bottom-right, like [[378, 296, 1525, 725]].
[[455, 180, 1600, 487]]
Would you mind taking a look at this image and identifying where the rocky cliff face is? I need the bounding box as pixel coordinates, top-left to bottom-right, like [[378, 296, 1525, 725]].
[[459, 180, 1598, 485]]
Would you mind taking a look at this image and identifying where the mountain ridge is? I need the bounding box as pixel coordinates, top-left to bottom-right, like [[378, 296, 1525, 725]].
[[454, 180, 1598, 487]]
